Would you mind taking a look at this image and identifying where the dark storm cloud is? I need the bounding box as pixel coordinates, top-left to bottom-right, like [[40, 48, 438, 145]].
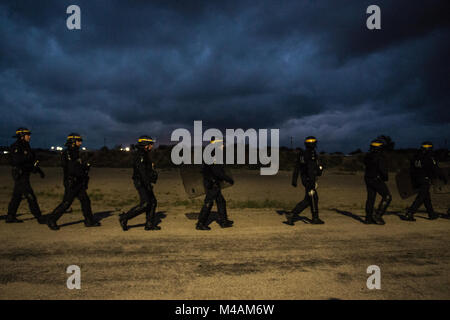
[[0, 0, 448, 151]]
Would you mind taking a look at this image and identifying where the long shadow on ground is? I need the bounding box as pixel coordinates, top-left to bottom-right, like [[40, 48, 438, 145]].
[[127, 211, 167, 229], [56, 211, 115, 228], [276, 210, 312, 225], [185, 212, 228, 226]]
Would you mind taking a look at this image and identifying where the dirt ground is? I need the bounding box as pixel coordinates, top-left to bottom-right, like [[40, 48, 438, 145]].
[[0, 166, 449, 300]]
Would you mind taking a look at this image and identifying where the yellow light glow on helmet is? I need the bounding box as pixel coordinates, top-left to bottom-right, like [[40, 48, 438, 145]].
[[138, 138, 154, 143], [67, 136, 82, 140], [305, 139, 317, 143], [422, 144, 433, 149], [371, 142, 383, 147], [16, 130, 31, 134]]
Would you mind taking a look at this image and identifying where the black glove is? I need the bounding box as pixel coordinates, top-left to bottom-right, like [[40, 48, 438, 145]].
[[292, 182, 297, 187], [227, 178, 234, 185], [39, 170, 45, 179]]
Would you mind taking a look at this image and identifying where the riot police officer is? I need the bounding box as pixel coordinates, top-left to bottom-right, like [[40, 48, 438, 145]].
[[47, 133, 100, 230], [286, 136, 324, 225], [6, 128, 46, 224], [363, 139, 392, 225], [196, 137, 234, 230], [119, 135, 159, 231], [404, 141, 447, 221]]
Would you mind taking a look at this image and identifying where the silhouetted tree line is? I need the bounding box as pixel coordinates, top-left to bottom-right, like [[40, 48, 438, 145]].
[[0, 144, 448, 172]]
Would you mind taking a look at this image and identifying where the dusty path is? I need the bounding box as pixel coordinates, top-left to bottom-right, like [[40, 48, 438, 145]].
[[0, 167, 449, 299]]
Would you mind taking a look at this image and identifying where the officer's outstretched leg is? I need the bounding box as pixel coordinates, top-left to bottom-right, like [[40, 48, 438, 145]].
[[286, 193, 309, 225], [78, 189, 100, 227], [197, 188, 215, 230], [309, 188, 323, 224], [119, 187, 149, 231], [422, 184, 437, 219], [47, 188, 77, 230], [23, 180, 45, 224], [364, 182, 377, 224], [6, 182, 24, 223], [216, 191, 233, 228], [145, 189, 160, 230], [373, 182, 391, 225], [405, 184, 426, 221]]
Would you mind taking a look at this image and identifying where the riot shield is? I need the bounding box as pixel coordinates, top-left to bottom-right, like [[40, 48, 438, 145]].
[[433, 166, 450, 194], [395, 168, 418, 199], [179, 165, 234, 199]]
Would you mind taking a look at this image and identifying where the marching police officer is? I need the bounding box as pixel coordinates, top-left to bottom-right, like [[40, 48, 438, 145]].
[[47, 133, 100, 230], [286, 136, 324, 225], [119, 135, 159, 231], [196, 137, 234, 230], [404, 141, 447, 221], [6, 128, 46, 224], [363, 139, 392, 225]]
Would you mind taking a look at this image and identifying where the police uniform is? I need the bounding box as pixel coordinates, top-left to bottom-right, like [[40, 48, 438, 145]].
[[405, 142, 447, 221], [287, 136, 324, 225], [196, 138, 234, 230], [6, 128, 45, 224], [119, 136, 159, 231], [363, 139, 392, 225], [47, 134, 100, 230]]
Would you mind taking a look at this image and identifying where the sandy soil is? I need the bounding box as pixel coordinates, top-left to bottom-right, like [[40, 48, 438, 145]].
[[0, 166, 449, 300]]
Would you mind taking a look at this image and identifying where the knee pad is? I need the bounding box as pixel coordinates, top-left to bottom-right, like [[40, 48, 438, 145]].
[[308, 189, 316, 197]]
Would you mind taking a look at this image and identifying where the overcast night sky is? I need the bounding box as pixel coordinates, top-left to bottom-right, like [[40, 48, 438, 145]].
[[0, 0, 449, 152]]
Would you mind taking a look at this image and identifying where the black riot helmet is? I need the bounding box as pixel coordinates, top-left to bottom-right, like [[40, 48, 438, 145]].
[[137, 135, 155, 148], [304, 136, 317, 149], [13, 127, 31, 139], [369, 139, 384, 152], [65, 133, 83, 148], [420, 141, 433, 153]]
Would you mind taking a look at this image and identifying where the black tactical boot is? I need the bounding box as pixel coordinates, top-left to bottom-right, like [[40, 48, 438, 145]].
[[428, 212, 439, 220], [5, 216, 23, 223], [311, 212, 324, 224], [404, 211, 416, 221], [145, 223, 161, 231], [37, 215, 47, 224], [196, 222, 211, 230], [364, 214, 377, 224], [47, 218, 60, 231], [119, 213, 128, 231], [144, 216, 161, 230], [84, 218, 101, 227], [285, 212, 295, 226], [374, 213, 385, 225], [218, 220, 233, 228]]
